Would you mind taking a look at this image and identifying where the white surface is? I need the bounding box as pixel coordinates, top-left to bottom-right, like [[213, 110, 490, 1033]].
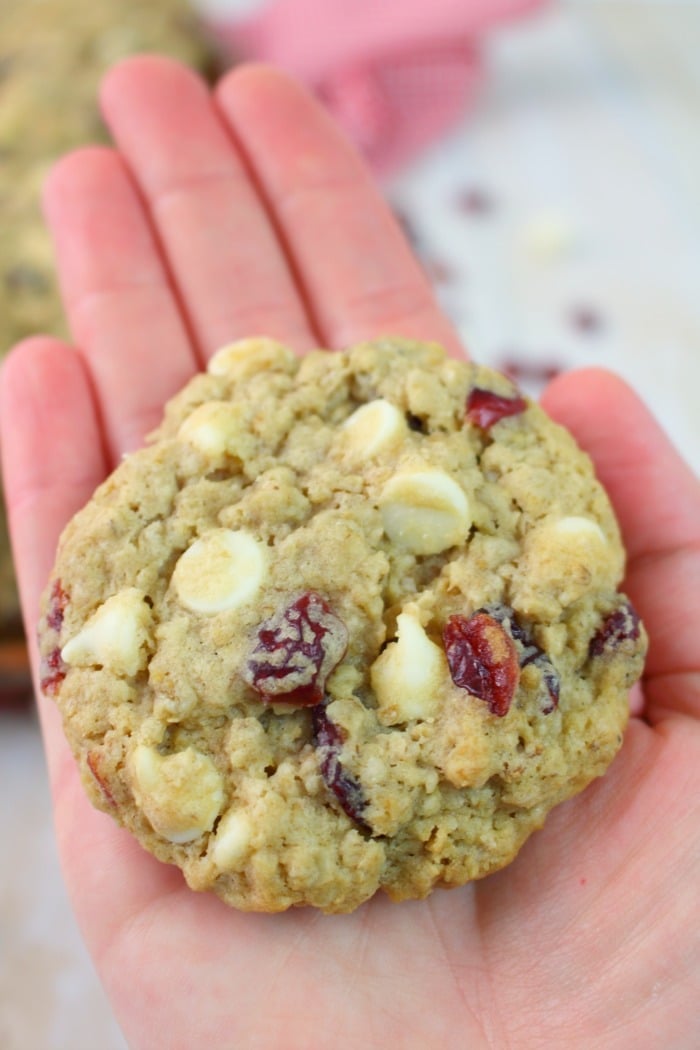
[[389, 0, 700, 472], [1, 3, 698, 1048]]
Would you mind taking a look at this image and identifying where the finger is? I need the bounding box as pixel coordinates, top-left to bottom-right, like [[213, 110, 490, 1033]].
[[43, 147, 197, 461], [216, 65, 463, 356], [541, 369, 700, 723], [0, 337, 107, 777], [100, 56, 318, 358]]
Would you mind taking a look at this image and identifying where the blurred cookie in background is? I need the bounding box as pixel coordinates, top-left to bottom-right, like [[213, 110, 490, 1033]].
[[0, 0, 217, 703]]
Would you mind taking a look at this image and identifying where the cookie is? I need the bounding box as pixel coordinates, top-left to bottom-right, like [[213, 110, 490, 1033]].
[[39, 338, 646, 913]]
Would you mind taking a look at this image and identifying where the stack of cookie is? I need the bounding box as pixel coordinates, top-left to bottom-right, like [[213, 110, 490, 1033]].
[[0, 0, 214, 697]]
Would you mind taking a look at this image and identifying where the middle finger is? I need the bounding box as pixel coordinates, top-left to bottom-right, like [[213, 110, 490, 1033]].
[[99, 56, 319, 360], [216, 65, 464, 357]]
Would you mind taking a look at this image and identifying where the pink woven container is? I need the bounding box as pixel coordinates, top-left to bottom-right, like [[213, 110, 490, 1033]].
[[191, 0, 546, 175]]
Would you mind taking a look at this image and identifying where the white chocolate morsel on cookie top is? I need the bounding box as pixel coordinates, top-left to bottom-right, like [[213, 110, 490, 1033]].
[[211, 809, 254, 870], [379, 468, 471, 555], [177, 401, 250, 459], [339, 399, 407, 460], [172, 528, 267, 614], [512, 515, 617, 617], [371, 607, 447, 724], [61, 588, 153, 676], [130, 745, 225, 844], [207, 336, 296, 378]]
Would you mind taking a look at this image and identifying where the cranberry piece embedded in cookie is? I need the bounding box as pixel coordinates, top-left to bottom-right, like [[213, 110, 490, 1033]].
[[484, 604, 561, 714], [443, 611, 520, 717], [46, 579, 69, 632], [312, 704, 371, 832], [86, 751, 117, 808], [538, 668, 561, 715], [466, 387, 527, 431], [40, 646, 66, 696], [589, 600, 641, 658], [244, 592, 348, 706]]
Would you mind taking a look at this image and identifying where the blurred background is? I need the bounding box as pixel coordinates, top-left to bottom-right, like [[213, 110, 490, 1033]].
[[1, 1, 698, 1046]]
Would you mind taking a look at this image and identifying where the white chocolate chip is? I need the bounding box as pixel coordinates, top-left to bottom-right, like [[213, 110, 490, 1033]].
[[340, 399, 407, 459], [207, 337, 295, 378], [521, 210, 578, 263], [177, 401, 248, 459], [527, 516, 608, 584], [548, 516, 607, 544], [130, 745, 224, 844], [61, 588, 153, 676], [371, 608, 447, 724], [172, 529, 267, 614], [512, 515, 611, 616], [211, 809, 253, 870], [380, 469, 471, 555]]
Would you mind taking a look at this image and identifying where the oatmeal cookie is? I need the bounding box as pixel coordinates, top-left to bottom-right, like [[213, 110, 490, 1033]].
[[39, 338, 647, 913]]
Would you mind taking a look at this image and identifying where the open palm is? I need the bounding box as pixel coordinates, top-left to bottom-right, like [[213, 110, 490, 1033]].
[[2, 58, 698, 1049]]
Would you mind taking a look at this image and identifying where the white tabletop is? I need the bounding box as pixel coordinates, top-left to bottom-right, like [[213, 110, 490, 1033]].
[[1, 4, 698, 1048], [389, 0, 700, 472]]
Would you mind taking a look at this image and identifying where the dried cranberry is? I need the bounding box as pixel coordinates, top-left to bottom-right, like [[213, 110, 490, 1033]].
[[538, 668, 561, 714], [86, 751, 117, 807], [589, 601, 641, 658], [312, 704, 371, 832], [500, 357, 563, 386], [456, 187, 496, 217], [466, 387, 527, 431], [570, 305, 604, 336], [443, 611, 520, 717], [484, 604, 560, 714], [40, 646, 65, 696], [244, 592, 348, 706], [46, 579, 68, 633], [487, 605, 531, 651]]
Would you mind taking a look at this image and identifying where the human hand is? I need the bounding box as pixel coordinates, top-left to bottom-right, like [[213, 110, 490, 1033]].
[[1, 57, 698, 1049]]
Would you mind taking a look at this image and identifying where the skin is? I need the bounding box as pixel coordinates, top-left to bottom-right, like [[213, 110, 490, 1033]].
[[1, 57, 698, 1050]]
